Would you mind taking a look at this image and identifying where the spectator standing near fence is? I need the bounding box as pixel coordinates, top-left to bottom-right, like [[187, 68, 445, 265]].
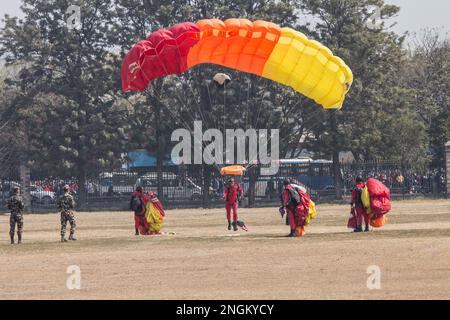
[[7, 186, 25, 244], [58, 185, 77, 242]]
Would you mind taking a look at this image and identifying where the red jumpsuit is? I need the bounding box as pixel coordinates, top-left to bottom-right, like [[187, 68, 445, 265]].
[[224, 185, 242, 223], [282, 185, 308, 232], [351, 182, 369, 227], [131, 191, 149, 233]]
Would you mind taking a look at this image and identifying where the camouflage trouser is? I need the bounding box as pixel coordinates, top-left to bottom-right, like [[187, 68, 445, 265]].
[[61, 211, 76, 238], [10, 214, 24, 237]]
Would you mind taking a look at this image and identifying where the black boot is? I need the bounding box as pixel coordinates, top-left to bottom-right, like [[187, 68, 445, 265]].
[[18, 233, 22, 244], [69, 234, 77, 241], [287, 230, 297, 237], [354, 226, 363, 233], [227, 221, 232, 231], [135, 229, 139, 236], [10, 234, 14, 244], [61, 236, 68, 243], [233, 222, 238, 231], [364, 224, 370, 232]]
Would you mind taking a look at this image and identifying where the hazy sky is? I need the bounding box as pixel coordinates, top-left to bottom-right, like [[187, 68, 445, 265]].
[[0, 0, 449, 37]]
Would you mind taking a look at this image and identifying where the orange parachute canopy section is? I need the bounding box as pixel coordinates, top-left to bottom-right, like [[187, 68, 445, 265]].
[[122, 18, 353, 109], [220, 165, 246, 176]]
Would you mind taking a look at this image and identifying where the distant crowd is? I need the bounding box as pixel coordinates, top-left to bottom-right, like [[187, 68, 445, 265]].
[[343, 168, 446, 194]]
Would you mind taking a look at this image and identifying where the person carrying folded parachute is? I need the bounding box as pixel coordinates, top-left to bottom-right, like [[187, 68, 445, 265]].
[[350, 176, 369, 233], [145, 191, 166, 235], [280, 180, 316, 237], [129, 186, 149, 235]]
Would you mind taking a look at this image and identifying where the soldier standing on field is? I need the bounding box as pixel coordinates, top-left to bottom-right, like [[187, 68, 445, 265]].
[[58, 185, 77, 242], [7, 186, 25, 244]]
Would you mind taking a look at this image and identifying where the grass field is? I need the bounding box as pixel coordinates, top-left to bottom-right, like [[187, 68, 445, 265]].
[[0, 199, 449, 300]]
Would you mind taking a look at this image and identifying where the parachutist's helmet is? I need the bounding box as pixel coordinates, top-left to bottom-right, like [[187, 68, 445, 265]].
[[213, 73, 231, 86], [136, 186, 143, 193], [12, 186, 20, 194], [228, 178, 235, 185], [355, 176, 364, 183], [283, 179, 290, 186], [63, 185, 70, 192]]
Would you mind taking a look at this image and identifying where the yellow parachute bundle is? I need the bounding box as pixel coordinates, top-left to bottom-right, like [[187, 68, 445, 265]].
[[361, 186, 372, 214], [145, 202, 164, 234], [305, 200, 317, 226]]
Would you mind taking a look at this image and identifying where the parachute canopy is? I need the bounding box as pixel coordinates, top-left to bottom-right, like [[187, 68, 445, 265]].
[[220, 165, 246, 176], [122, 19, 353, 109]]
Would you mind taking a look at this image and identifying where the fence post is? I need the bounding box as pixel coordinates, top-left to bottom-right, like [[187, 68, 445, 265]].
[[446, 141, 450, 197]]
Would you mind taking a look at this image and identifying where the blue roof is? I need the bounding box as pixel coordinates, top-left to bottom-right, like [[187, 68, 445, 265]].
[[127, 150, 175, 168]]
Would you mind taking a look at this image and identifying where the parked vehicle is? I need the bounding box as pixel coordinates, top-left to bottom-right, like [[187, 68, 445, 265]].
[[135, 173, 203, 200], [98, 172, 137, 196], [30, 184, 56, 205]]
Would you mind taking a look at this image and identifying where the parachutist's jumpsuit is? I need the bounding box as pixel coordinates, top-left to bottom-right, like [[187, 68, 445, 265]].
[[351, 182, 369, 228]]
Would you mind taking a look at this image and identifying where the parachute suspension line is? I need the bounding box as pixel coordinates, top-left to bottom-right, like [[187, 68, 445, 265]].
[[153, 83, 222, 174], [223, 80, 226, 142], [251, 77, 270, 131], [178, 68, 229, 174]]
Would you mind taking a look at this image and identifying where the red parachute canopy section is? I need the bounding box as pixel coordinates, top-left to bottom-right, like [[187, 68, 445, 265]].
[[366, 178, 391, 219], [122, 22, 200, 91]]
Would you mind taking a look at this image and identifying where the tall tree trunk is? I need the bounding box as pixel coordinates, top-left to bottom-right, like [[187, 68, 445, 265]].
[[202, 164, 212, 208], [155, 104, 164, 202], [77, 165, 87, 209], [248, 166, 256, 207], [330, 111, 343, 200], [19, 163, 31, 212], [332, 150, 343, 200]]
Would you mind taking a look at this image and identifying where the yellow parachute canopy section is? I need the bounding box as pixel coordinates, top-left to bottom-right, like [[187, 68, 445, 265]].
[[262, 27, 353, 109], [220, 165, 246, 176]]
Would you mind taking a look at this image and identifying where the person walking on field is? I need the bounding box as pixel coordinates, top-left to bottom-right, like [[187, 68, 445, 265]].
[[223, 178, 243, 231], [58, 185, 77, 242], [351, 176, 369, 232], [130, 186, 149, 235], [7, 186, 25, 244]]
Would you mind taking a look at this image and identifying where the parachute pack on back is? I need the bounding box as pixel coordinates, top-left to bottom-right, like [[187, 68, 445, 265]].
[[131, 195, 144, 214]]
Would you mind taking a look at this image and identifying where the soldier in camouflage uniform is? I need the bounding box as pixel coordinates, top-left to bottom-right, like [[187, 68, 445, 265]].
[[58, 185, 77, 242], [7, 186, 25, 244]]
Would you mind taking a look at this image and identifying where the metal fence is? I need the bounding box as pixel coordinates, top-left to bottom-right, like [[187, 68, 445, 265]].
[[0, 161, 447, 212]]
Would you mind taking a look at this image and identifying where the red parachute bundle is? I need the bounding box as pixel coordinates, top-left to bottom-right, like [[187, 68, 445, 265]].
[[365, 178, 391, 227]]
